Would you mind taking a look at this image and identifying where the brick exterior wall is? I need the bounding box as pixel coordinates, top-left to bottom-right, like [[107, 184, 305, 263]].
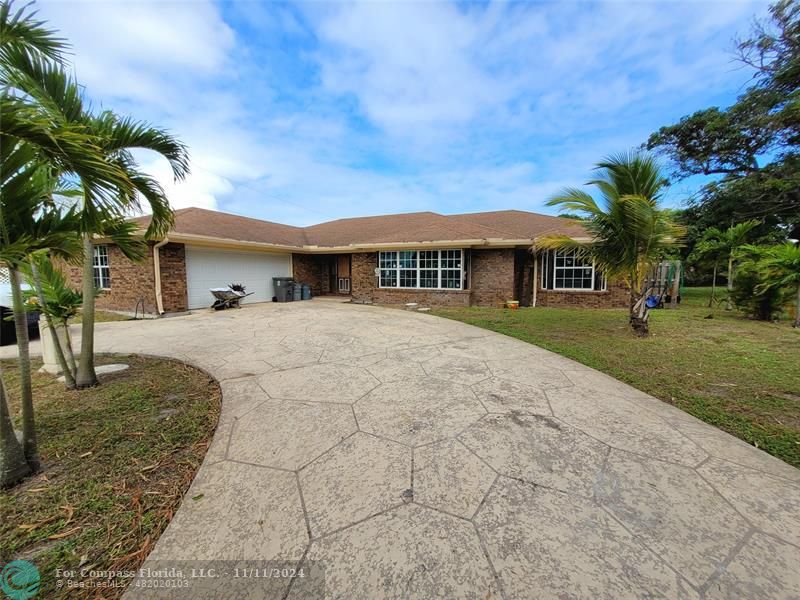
[[61, 243, 627, 313], [158, 243, 189, 312], [535, 277, 629, 308], [63, 242, 188, 315], [374, 288, 471, 306], [351, 252, 377, 304], [470, 249, 515, 307], [349, 249, 514, 308], [292, 253, 331, 296]]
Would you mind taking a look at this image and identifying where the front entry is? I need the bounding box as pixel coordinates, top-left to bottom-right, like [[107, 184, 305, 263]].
[[335, 254, 351, 294], [323, 254, 351, 295]]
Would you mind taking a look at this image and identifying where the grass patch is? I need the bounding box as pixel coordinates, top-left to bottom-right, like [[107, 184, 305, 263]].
[[0, 355, 220, 598], [433, 287, 800, 468]]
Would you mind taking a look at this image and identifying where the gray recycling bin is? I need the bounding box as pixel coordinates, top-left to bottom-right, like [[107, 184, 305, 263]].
[[273, 277, 294, 302], [301, 284, 311, 300], [292, 282, 302, 301]]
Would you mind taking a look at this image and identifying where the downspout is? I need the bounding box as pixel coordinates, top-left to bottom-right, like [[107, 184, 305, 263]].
[[153, 238, 169, 315], [531, 244, 538, 308]]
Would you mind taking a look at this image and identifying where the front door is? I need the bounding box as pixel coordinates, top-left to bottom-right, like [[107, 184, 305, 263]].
[[336, 255, 351, 294]]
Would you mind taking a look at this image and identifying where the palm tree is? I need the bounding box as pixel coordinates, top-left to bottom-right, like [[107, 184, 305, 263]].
[[690, 221, 760, 309], [24, 247, 83, 384], [0, 145, 83, 471], [1, 0, 136, 477], [758, 243, 800, 327], [74, 112, 188, 388], [690, 228, 726, 307], [539, 151, 685, 336], [718, 221, 760, 310]]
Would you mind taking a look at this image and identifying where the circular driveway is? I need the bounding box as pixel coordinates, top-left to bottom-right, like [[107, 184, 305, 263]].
[[28, 300, 800, 598]]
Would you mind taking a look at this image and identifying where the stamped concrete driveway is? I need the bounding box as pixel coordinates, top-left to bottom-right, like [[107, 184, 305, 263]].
[[19, 299, 800, 598]]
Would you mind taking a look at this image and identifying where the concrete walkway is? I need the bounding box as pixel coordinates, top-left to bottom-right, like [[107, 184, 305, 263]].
[[6, 300, 799, 598]]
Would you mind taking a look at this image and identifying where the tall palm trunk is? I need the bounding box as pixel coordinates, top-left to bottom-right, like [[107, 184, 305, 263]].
[[8, 269, 39, 470], [0, 364, 30, 487], [725, 253, 734, 311], [709, 263, 717, 308], [62, 320, 78, 375], [629, 288, 650, 337], [76, 236, 97, 388], [30, 261, 75, 388]]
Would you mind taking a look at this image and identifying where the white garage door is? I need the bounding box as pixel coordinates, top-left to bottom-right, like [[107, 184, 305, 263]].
[[185, 246, 291, 309]]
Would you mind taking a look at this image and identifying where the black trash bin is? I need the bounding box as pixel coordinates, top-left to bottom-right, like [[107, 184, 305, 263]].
[[273, 277, 294, 302]]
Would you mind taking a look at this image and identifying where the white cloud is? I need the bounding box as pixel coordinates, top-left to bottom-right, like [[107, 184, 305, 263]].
[[41, 0, 235, 104], [38, 0, 770, 224], [307, 0, 765, 141], [137, 155, 228, 211]]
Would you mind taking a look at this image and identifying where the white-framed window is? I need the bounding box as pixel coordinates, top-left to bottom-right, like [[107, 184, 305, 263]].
[[93, 245, 111, 289], [378, 249, 464, 290], [554, 249, 594, 290], [541, 249, 606, 291]]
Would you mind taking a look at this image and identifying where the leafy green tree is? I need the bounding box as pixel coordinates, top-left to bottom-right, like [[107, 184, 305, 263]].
[[539, 152, 684, 336], [711, 221, 761, 309], [689, 229, 727, 306], [757, 242, 800, 326], [647, 0, 800, 237], [731, 245, 792, 321]]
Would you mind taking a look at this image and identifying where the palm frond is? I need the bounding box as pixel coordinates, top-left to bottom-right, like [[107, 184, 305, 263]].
[[1, 45, 85, 122], [95, 111, 190, 181], [543, 150, 681, 285], [100, 218, 146, 262], [546, 188, 601, 216], [21, 251, 82, 321], [0, 0, 67, 65]]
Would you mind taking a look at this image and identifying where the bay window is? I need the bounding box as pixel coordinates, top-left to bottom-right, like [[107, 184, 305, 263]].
[[379, 249, 464, 290]]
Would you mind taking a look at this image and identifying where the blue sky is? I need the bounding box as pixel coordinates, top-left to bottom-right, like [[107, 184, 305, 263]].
[[40, 0, 768, 226]]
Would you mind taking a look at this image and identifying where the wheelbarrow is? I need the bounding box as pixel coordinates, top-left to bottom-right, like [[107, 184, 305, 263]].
[[209, 287, 253, 310]]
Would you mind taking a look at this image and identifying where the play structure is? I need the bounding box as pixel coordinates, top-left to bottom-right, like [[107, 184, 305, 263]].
[[643, 260, 683, 309]]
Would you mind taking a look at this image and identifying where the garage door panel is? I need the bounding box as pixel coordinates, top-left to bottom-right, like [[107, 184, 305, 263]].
[[185, 247, 291, 309]]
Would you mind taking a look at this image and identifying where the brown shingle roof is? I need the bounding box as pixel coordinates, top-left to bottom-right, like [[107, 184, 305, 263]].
[[449, 209, 588, 239], [302, 211, 523, 246], [134, 207, 587, 249], [133, 207, 307, 247]]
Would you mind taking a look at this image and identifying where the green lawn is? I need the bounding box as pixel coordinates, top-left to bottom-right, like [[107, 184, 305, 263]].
[[433, 287, 800, 468], [0, 355, 220, 599]]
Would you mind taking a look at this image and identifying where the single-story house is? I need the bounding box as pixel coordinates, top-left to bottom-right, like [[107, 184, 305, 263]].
[[64, 207, 628, 315]]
